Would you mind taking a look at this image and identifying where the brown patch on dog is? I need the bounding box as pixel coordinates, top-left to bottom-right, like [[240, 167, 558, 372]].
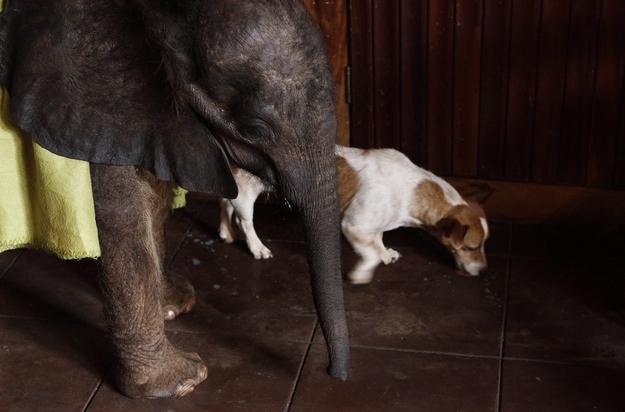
[[410, 180, 451, 224], [337, 156, 359, 212]]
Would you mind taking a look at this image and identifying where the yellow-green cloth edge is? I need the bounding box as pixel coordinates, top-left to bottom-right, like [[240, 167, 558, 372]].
[[0, 87, 188, 260], [0, 87, 102, 259]]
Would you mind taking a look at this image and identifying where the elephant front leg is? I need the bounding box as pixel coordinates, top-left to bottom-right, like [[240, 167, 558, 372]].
[[91, 164, 207, 398]]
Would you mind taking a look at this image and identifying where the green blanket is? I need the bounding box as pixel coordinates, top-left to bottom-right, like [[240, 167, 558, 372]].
[[0, 87, 101, 259]]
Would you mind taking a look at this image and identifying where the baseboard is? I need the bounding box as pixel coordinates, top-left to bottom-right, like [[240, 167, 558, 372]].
[[446, 178, 625, 226], [190, 178, 625, 227]]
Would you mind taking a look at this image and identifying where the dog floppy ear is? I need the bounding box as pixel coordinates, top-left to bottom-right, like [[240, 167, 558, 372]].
[[437, 216, 468, 248], [465, 183, 494, 205]]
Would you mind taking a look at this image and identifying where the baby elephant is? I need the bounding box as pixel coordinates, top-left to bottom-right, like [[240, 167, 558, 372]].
[[2, 0, 350, 398], [220, 145, 494, 284]]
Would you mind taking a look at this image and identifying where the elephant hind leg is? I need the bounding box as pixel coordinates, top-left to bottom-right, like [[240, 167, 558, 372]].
[[162, 269, 196, 320], [91, 164, 206, 398], [140, 169, 197, 320]]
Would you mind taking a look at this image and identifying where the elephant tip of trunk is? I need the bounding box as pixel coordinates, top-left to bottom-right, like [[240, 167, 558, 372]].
[[327, 359, 350, 381]]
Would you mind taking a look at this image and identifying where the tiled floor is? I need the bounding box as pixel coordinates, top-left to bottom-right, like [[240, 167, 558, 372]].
[[1, 196, 625, 411]]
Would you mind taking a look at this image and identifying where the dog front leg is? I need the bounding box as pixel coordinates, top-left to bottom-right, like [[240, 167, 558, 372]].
[[91, 164, 207, 399], [372, 232, 401, 264]]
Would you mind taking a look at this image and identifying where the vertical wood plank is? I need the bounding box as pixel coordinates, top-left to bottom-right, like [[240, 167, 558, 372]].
[[303, 0, 350, 146], [372, 0, 401, 149], [559, 0, 600, 186], [532, 0, 571, 184], [504, 0, 542, 182], [453, 0, 483, 176], [348, 0, 625, 189], [399, 0, 428, 166], [587, 0, 625, 188], [615, 80, 625, 189], [427, 0, 456, 175], [348, 0, 375, 148], [478, 0, 512, 180]]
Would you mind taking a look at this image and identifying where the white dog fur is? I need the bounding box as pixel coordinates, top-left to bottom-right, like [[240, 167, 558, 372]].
[[219, 145, 493, 284]]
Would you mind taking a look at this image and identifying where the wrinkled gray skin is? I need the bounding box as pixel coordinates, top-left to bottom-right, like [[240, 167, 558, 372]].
[[0, 0, 349, 398]]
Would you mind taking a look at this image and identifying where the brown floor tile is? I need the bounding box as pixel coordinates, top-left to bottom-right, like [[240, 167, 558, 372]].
[[333, 251, 507, 356], [0, 249, 104, 326], [0, 249, 22, 279], [165, 225, 319, 342], [290, 344, 500, 412], [505, 257, 625, 365], [3, 193, 625, 411], [87, 330, 306, 412], [501, 359, 625, 412], [510, 224, 625, 263], [0, 317, 111, 412]]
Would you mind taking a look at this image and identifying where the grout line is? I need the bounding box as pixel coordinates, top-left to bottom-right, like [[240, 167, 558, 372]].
[[165, 223, 194, 269], [165, 199, 210, 269], [0, 314, 106, 328], [81, 363, 114, 412], [348, 344, 502, 361], [500, 357, 625, 370], [284, 319, 318, 412], [264, 238, 306, 245], [496, 223, 514, 411]]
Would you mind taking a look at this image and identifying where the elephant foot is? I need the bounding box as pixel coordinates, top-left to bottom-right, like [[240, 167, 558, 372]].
[[116, 341, 208, 399], [162, 270, 196, 320]]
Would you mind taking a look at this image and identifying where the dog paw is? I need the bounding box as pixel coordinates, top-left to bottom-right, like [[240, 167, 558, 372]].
[[162, 271, 196, 320], [116, 342, 207, 399], [218, 228, 235, 244], [348, 270, 374, 285], [381, 248, 402, 265], [249, 242, 273, 259]]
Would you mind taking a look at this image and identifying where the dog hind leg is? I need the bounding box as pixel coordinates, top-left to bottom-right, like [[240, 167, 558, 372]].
[[343, 226, 382, 284], [231, 184, 272, 259], [219, 198, 236, 244]]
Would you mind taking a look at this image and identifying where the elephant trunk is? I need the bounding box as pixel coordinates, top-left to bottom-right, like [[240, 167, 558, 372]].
[[281, 154, 350, 380]]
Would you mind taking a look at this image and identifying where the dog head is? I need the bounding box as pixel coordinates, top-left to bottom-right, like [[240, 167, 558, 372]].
[[433, 184, 494, 276]]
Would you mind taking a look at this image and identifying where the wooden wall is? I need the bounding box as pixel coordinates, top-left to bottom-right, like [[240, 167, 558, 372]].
[[303, 0, 350, 146], [349, 0, 625, 190]]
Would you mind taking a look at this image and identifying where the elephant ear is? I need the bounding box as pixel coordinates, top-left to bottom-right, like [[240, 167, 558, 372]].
[[0, 1, 238, 197]]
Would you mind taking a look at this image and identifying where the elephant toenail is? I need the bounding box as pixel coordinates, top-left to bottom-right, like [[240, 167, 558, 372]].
[[175, 381, 195, 397]]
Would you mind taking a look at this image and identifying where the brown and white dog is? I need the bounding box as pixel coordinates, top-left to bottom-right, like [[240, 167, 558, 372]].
[[220, 145, 493, 284]]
